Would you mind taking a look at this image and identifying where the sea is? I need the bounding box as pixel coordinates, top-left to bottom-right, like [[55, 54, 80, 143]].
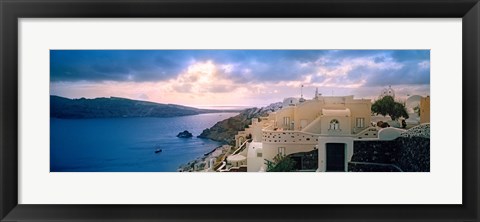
[[50, 113, 238, 172]]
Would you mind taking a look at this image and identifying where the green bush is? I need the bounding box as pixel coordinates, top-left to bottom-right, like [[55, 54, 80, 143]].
[[265, 154, 296, 172], [372, 96, 409, 120]]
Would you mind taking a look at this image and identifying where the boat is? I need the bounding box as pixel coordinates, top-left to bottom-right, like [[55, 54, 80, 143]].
[[155, 148, 162, 153]]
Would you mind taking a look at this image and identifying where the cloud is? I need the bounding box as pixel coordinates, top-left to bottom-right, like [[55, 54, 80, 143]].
[[362, 61, 430, 87], [390, 50, 430, 62], [138, 93, 149, 100], [373, 56, 386, 63], [50, 50, 430, 106], [50, 50, 329, 84], [51, 50, 429, 86], [50, 50, 187, 82], [166, 61, 240, 94]]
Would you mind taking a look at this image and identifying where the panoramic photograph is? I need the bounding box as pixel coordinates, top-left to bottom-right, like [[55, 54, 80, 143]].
[[50, 50, 430, 172]]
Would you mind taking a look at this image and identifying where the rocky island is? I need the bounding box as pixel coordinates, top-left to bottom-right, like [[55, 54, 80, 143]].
[[176, 130, 193, 138]]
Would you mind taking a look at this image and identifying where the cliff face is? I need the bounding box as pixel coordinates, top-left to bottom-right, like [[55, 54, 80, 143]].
[[50, 95, 230, 118], [198, 102, 282, 144]]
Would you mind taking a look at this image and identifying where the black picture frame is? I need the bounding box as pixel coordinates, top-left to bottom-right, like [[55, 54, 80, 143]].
[[1, 0, 479, 221]]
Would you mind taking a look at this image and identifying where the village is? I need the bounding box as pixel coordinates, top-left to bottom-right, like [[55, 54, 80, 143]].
[[180, 86, 430, 172]]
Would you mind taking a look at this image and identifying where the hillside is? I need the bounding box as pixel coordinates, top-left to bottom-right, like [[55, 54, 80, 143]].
[[198, 102, 282, 144], [50, 95, 234, 118]]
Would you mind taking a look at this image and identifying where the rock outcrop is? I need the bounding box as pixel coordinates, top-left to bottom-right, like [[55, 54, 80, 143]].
[[176, 130, 193, 138]]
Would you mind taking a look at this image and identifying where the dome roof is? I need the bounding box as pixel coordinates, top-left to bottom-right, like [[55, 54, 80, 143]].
[[380, 85, 395, 98], [406, 95, 422, 108]]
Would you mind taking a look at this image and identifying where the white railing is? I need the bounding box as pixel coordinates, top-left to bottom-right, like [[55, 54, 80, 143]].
[[262, 124, 274, 130], [216, 161, 227, 172], [232, 139, 251, 155], [354, 127, 378, 138], [216, 140, 250, 172]]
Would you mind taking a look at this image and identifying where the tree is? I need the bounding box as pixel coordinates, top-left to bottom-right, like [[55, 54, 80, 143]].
[[265, 154, 296, 172], [371, 96, 409, 121]]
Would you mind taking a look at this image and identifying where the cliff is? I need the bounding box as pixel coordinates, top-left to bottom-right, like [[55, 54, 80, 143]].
[[50, 95, 233, 118], [198, 102, 282, 144]]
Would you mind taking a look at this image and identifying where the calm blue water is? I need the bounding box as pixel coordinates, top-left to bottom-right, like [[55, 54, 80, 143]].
[[50, 113, 238, 172]]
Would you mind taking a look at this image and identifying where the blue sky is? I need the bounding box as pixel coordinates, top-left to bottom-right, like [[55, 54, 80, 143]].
[[50, 50, 430, 107]]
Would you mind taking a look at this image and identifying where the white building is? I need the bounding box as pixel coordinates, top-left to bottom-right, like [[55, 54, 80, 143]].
[[221, 93, 397, 172]]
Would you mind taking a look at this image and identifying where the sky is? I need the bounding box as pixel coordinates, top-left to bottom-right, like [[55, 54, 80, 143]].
[[50, 50, 430, 108]]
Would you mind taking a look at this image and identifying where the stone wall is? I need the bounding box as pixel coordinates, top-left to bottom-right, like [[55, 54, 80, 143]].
[[262, 131, 319, 144], [395, 137, 430, 172], [400, 123, 430, 138], [351, 140, 398, 164], [351, 136, 430, 172], [348, 162, 401, 172], [287, 149, 318, 170]]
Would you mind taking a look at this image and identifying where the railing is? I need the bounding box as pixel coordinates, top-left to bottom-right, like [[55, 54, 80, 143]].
[[222, 165, 248, 172], [215, 161, 227, 171], [354, 127, 378, 138], [232, 139, 251, 155], [216, 140, 251, 172], [262, 123, 274, 130]]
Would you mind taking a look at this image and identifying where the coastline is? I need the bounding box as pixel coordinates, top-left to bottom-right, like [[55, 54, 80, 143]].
[[177, 144, 233, 172], [51, 112, 239, 172], [177, 102, 283, 172]]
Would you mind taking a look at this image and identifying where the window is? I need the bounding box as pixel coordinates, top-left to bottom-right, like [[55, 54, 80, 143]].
[[283, 117, 290, 127], [329, 119, 340, 130], [356, 118, 365, 128], [257, 152, 263, 157], [278, 147, 286, 156]]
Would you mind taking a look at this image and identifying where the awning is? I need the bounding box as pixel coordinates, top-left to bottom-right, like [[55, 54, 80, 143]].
[[227, 154, 247, 163], [322, 108, 351, 117]]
